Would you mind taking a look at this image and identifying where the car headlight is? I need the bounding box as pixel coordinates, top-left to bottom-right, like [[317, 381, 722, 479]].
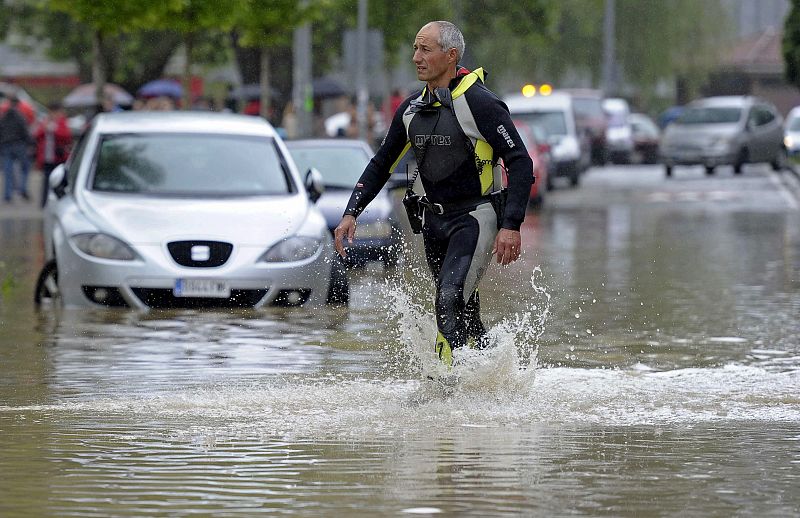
[[71, 233, 138, 260], [357, 221, 392, 239], [259, 236, 322, 262], [784, 135, 794, 149]]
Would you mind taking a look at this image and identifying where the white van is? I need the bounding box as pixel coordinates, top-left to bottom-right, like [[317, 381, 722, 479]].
[[504, 92, 589, 186]]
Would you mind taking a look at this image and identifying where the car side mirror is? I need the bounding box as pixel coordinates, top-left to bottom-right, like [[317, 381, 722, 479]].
[[305, 167, 324, 203], [49, 164, 67, 198]]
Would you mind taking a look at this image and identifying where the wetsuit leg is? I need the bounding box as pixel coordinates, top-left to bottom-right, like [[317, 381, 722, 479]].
[[464, 290, 487, 347], [423, 202, 497, 352]]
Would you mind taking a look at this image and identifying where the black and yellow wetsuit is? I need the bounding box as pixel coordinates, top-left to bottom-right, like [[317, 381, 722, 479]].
[[344, 67, 534, 360]]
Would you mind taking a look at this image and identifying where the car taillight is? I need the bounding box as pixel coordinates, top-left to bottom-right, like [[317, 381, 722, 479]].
[[538, 143, 551, 154]]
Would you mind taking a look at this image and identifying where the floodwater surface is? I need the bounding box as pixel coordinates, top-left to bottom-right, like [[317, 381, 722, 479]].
[[1, 166, 799, 516]]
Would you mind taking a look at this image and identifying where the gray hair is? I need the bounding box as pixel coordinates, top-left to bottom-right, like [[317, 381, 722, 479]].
[[435, 21, 465, 64]]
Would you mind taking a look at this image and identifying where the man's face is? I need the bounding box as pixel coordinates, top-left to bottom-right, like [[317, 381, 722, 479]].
[[413, 23, 453, 83]]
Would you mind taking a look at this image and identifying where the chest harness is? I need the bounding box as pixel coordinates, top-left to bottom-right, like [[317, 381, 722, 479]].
[[397, 68, 505, 227]]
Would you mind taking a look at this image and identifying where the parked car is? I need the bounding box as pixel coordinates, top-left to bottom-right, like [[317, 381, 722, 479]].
[[659, 96, 786, 177], [628, 113, 661, 164], [513, 119, 551, 205], [783, 106, 800, 161], [657, 105, 685, 129], [602, 98, 634, 164], [562, 88, 608, 165], [504, 92, 589, 187], [285, 138, 402, 268], [35, 111, 348, 310]]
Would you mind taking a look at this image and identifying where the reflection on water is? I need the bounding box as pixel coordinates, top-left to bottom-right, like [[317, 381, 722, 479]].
[[1, 168, 800, 515]]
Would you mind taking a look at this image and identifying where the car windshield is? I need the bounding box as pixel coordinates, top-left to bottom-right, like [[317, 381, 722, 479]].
[[788, 117, 800, 131], [676, 107, 742, 125], [514, 111, 567, 136], [287, 144, 371, 189], [91, 134, 292, 195], [572, 98, 604, 119]]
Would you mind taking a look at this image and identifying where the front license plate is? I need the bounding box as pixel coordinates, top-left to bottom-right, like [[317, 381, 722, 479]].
[[174, 279, 231, 298]]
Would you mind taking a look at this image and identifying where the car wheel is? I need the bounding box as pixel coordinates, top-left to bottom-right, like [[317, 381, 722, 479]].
[[545, 174, 554, 191], [771, 147, 787, 171], [569, 170, 580, 187], [326, 256, 349, 305], [705, 165, 715, 175], [34, 260, 60, 307], [665, 165, 673, 177], [733, 149, 748, 175]]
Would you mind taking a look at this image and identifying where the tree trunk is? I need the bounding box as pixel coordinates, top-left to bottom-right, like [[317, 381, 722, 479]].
[[182, 34, 194, 110], [92, 30, 106, 113], [259, 48, 271, 121]]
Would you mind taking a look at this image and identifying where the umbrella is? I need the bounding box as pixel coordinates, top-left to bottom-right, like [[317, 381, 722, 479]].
[[312, 77, 346, 99], [137, 79, 183, 99], [227, 84, 281, 101], [63, 83, 133, 108]]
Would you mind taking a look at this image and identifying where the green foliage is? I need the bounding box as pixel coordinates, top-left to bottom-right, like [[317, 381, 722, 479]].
[[6, 0, 732, 108], [784, 0, 800, 88], [234, 0, 321, 48], [509, 0, 729, 103], [48, 0, 165, 35]]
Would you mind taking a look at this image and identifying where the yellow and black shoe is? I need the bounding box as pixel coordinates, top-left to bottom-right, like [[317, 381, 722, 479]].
[[435, 331, 453, 369]]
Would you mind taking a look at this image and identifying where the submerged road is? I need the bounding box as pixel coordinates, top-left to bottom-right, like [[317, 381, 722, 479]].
[[0, 163, 798, 516]]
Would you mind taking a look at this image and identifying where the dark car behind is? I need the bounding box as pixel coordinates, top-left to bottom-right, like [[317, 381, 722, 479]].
[[286, 139, 402, 268]]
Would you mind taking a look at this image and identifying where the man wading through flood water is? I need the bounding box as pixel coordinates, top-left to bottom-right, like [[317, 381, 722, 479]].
[[334, 21, 534, 368]]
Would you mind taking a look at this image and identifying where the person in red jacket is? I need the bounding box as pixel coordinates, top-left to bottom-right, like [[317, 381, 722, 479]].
[[33, 102, 72, 207]]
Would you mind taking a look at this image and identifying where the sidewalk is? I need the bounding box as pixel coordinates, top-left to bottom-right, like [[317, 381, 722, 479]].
[[0, 171, 45, 219]]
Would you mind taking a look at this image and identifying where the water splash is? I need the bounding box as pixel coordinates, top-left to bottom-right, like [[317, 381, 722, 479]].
[[384, 266, 552, 398]]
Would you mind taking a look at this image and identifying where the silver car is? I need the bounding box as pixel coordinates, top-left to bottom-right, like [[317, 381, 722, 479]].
[[659, 96, 786, 177], [35, 111, 348, 309], [286, 139, 402, 268]]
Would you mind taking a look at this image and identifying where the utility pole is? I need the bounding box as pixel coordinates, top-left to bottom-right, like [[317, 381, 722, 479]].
[[601, 0, 616, 95], [356, 0, 369, 141], [293, 8, 313, 138]]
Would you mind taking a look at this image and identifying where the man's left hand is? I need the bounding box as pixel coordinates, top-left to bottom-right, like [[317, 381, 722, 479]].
[[493, 228, 521, 265]]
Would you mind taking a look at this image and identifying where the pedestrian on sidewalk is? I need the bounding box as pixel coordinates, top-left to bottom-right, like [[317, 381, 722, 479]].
[[0, 95, 34, 203], [33, 101, 72, 207]]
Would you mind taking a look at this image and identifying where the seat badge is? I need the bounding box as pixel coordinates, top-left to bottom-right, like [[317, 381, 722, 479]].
[[191, 245, 211, 262]]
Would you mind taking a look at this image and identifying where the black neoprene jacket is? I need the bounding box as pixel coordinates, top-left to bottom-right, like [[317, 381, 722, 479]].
[[343, 72, 534, 231]]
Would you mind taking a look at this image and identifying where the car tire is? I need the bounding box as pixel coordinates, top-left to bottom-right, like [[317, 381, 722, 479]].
[[326, 256, 349, 305], [569, 170, 580, 187], [34, 260, 60, 307], [771, 147, 787, 171], [705, 165, 715, 175], [733, 149, 748, 175], [665, 165, 673, 177]]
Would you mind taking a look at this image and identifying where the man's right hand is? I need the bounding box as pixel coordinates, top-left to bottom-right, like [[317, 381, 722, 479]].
[[333, 215, 357, 258]]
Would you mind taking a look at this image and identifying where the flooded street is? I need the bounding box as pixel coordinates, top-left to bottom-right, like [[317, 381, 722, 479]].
[[2, 165, 799, 516]]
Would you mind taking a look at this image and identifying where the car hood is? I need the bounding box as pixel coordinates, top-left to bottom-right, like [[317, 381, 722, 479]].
[[315, 188, 392, 229], [663, 124, 739, 145], [79, 191, 314, 246]]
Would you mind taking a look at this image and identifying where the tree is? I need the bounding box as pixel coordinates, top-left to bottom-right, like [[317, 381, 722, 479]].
[[784, 0, 800, 89], [232, 0, 320, 119], [48, 0, 164, 107], [144, 0, 239, 108]]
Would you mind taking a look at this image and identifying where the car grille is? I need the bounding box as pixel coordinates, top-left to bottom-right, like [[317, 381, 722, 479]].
[[167, 240, 233, 267], [130, 288, 267, 309]]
